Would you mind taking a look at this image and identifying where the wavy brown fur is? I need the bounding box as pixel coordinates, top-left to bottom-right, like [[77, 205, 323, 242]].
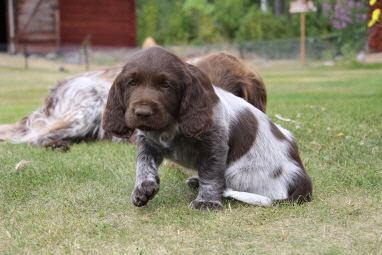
[[190, 52, 267, 113]]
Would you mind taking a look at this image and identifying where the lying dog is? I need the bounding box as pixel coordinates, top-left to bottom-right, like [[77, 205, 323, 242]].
[[103, 46, 313, 210], [0, 51, 266, 150]]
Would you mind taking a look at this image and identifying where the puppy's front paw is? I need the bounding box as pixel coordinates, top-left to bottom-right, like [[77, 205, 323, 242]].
[[191, 199, 223, 211], [132, 177, 160, 207]]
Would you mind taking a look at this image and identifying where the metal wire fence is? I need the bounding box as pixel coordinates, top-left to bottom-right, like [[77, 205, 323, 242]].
[[0, 32, 369, 71]]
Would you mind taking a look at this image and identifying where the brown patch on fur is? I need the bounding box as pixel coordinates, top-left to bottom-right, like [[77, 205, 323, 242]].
[[268, 120, 312, 204], [38, 122, 72, 136], [193, 52, 267, 112], [269, 120, 287, 141], [275, 140, 313, 205], [272, 167, 283, 179], [227, 109, 258, 164]]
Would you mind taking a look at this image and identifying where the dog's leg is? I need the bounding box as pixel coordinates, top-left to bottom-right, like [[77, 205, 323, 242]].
[[186, 175, 199, 188], [131, 139, 164, 207], [28, 123, 75, 151], [190, 133, 227, 210]]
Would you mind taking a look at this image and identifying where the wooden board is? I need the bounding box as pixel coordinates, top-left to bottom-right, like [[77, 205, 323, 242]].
[[59, 0, 136, 47]]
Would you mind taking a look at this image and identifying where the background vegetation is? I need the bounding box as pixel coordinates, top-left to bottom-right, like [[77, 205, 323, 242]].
[[136, 0, 368, 56], [1, 55, 381, 254]]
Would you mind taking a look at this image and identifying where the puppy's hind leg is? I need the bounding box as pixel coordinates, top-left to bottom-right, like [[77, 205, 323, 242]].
[[186, 175, 199, 188], [28, 122, 73, 151]]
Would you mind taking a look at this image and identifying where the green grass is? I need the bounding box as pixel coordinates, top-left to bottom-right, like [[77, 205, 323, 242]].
[[1, 60, 382, 254]]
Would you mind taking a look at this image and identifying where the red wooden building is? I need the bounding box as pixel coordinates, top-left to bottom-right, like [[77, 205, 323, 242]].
[[0, 0, 136, 53]]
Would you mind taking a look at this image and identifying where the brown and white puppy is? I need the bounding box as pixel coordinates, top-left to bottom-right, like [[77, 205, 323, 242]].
[[0, 52, 266, 150], [103, 46, 312, 210]]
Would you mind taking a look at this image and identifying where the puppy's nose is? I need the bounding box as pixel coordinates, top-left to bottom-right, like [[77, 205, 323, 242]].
[[134, 107, 153, 118]]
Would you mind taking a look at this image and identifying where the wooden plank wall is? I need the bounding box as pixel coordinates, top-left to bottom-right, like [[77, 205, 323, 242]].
[[15, 0, 59, 53], [59, 0, 136, 47]]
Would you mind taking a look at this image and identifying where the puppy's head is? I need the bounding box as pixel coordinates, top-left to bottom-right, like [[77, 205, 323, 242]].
[[102, 46, 218, 138]]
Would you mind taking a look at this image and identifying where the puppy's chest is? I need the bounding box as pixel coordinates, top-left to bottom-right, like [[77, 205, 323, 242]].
[[150, 134, 201, 170]]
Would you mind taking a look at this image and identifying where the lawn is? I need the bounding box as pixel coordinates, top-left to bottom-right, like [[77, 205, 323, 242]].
[[0, 56, 381, 254]]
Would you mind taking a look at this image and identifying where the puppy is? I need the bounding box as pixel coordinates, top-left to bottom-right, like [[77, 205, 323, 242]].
[[103, 46, 312, 210]]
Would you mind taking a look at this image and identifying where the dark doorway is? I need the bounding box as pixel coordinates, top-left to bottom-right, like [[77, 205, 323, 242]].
[[0, 0, 7, 51]]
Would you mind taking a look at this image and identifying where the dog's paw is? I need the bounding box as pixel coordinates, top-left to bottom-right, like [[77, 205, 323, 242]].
[[186, 175, 199, 188], [132, 177, 160, 207], [191, 199, 223, 211], [44, 140, 70, 151]]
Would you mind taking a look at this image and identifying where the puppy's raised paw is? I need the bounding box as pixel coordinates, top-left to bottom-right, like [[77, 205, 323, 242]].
[[132, 177, 160, 207]]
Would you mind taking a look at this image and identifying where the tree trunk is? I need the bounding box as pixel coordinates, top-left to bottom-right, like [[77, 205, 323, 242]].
[[274, 0, 282, 16]]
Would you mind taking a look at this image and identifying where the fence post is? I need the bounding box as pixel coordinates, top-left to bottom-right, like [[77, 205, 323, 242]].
[[300, 12, 306, 65], [23, 44, 29, 69], [82, 35, 91, 71]]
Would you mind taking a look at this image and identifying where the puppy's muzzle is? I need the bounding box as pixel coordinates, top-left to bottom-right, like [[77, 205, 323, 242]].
[[134, 106, 153, 118]]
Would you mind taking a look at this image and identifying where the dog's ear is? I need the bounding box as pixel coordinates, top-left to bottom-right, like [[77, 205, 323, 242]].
[[244, 67, 267, 113], [102, 76, 134, 138], [179, 64, 218, 138]]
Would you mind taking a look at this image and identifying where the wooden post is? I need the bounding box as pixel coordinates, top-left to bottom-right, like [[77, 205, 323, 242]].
[[23, 44, 29, 69], [82, 35, 91, 71], [7, 0, 16, 53], [54, 6, 61, 51], [290, 0, 316, 64], [300, 12, 306, 65]]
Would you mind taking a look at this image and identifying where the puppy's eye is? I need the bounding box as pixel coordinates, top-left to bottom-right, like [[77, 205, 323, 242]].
[[128, 80, 137, 86], [161, 82, 170, 89]]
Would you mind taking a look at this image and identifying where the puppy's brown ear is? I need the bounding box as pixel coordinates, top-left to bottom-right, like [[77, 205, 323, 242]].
[[102, 78, 133, 138], [244, 67, 267, 113], [179, 64, 219, 138]]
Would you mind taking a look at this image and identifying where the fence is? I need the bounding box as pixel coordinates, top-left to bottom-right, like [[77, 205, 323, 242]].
[[0, 32, 369, 71]]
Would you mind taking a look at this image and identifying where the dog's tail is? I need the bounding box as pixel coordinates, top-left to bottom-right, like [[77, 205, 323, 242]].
[[0, 117, 29, 143], [223, 188, 273, 207]]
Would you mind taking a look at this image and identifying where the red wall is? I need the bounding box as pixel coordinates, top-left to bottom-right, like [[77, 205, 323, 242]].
[[59, 0, 136, 47]]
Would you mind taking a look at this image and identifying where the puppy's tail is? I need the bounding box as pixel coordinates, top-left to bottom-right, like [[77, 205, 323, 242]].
[[223, 188, 272, 207]]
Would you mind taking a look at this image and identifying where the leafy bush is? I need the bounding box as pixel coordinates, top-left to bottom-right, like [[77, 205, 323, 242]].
[[136, 0, 368, 60]]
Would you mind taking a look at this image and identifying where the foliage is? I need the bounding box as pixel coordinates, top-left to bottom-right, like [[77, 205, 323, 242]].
[[322, 0, 367, 30], [321, 0, 368, 58], [136, 1, 363, 44], [135, 0, 369, 61], [136, 0, 329, 45]]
